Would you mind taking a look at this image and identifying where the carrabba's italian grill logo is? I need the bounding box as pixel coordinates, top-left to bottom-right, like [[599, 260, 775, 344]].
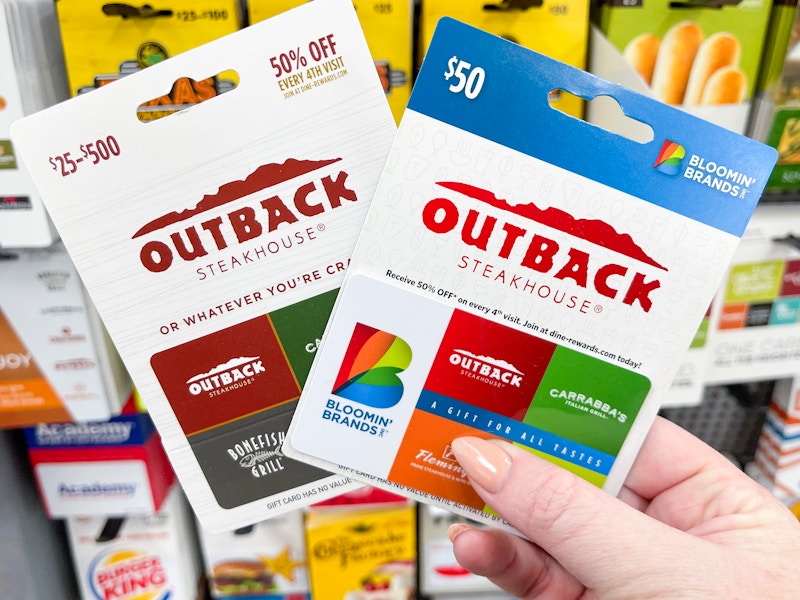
[[421, 182, 668, 313], [134, 157, 356, 273]]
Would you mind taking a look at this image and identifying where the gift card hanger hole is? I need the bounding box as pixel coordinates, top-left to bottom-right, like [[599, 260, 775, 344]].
[[549, 90, 654, 145], [483, 0, 543, 10], [102, 4, 173, 19], [136, 71, 238, 122]]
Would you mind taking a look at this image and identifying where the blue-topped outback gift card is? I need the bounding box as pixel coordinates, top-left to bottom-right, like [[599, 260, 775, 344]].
[[284, 18, 778, 531]]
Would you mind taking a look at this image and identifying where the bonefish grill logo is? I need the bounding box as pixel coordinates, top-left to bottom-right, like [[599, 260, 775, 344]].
[[421, 182, 668, 313], [186, 355, 265, 396], [133, 157, 357, 273]]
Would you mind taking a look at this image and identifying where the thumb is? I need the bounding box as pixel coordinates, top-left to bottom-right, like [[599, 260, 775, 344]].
[[449, 436, 707, 594]]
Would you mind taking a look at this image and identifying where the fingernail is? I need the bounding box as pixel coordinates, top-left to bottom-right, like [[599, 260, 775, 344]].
[[450, 437, 512, 493], [447, 522, 472, 542]]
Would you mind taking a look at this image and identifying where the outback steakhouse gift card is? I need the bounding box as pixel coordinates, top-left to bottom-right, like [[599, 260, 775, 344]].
[[284, 18, 778, 531], [10, 0, 396, 532]]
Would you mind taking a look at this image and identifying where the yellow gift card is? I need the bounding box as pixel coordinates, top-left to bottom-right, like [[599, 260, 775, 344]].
[[419, 0, 589, 117], [56, 0, 242, 97], [248, 0, 413, 123], [305, 503, 417, 600]]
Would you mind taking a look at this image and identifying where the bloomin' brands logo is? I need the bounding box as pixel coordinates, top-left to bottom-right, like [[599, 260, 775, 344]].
[[88, 547, 170, 600], [133, 157, 357, 275], [186, 356, 265, 397], [656, 139, 761, 198], [421, 182, 667, 313], [449, 349, 523, 388], [654, 139, 685, 175], [332, 323, 412, 409], [683, 154, 758, 198]]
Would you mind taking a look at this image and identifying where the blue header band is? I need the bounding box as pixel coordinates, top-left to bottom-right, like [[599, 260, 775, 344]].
[[408, 18, 777, 237]]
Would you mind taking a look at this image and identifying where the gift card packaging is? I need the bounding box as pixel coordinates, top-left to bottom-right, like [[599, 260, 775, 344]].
[[247, 0, 413, 124], [418, 0, 589, 118], [0, 0, 69, 247], [0, 242, 130, 427], [285, 18, 778, 530], [752, 376, 800, 500], [705, 204, 800, 384], [304, 502, 416, 600], [56, 0, 242, 98], [24, 397, 175, 518], [65, 487, 203, 600], [0, 429, 79, 598], [590, 0, 772, 134], [197, 510, 310, 599], [664, 303, 712, 408], [417, 504, 506, 598], [748, 2, 800, 193], [311, 484, 408, 508], [12, 0, 396, 532]]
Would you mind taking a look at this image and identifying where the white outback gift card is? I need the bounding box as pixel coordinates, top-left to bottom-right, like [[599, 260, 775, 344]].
[[11, 0, 396, 532]]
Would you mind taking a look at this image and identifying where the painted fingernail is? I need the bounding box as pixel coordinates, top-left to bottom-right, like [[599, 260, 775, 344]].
[[447, 522, 472, 542], [450, 437, 512, 493]]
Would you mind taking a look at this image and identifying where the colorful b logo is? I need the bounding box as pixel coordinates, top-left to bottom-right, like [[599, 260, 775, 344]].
[[332, 323, 412, 408], [654, 140, 685, 175]]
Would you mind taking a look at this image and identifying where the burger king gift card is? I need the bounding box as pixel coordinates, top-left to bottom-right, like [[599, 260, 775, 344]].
[[10, 0, 395, 532], [284, 18, 778, 532]]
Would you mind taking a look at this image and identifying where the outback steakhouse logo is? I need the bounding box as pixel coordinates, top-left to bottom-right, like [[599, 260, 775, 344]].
[[186, 356, 265, 397], [133, 157, 356, 273], [421, 182, 667, 313], [449, 349, 523, 388]]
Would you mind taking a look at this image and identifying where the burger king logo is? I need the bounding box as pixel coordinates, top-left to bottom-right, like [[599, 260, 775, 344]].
[[88, 548, 170, 600]]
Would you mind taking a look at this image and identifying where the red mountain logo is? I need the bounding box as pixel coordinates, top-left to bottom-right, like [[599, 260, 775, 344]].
[[133, 158, 342, 238], [436, 182, 666, 271], [421, 182, 666, 313], [134, 157, 356, 273]]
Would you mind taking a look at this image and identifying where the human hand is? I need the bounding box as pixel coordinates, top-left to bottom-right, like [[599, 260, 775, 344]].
[[448, 416, 800, 599]]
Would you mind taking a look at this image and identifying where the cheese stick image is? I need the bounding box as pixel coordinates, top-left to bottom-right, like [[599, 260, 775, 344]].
[[699, 66, 747, 105], [651, 21, 704, 105], [684, 32, 741, 106], [623, 33, 661, 86]]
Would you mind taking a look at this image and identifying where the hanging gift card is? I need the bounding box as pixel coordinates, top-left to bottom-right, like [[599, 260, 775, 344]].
[[284, 18, 778, 531], [11, 0, 396, 532], [0, 0, 69, 247]]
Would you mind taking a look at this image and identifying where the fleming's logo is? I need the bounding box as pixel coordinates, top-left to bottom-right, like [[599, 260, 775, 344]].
[[654, 140, 685, 175], [421, 182, 667, 313], [332, 324, 412, 409], [134, 157, 356, 273]]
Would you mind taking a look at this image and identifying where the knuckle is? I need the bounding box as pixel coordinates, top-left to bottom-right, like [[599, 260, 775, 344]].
[[520, 466, 583, 536]]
